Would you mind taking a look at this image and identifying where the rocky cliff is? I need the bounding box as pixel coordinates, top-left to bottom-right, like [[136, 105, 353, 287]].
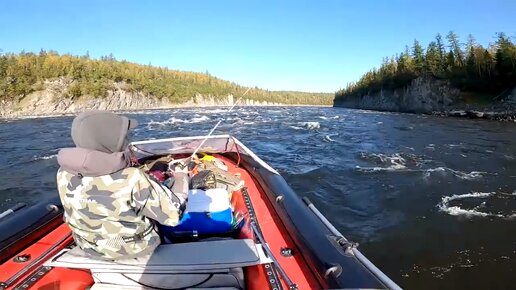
[[0, 78, 282, 118], [334, 77, 462, 113], [334, 77, 516, 121]]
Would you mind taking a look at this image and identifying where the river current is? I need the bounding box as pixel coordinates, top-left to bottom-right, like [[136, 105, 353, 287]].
[[0, 106, 515, 289]]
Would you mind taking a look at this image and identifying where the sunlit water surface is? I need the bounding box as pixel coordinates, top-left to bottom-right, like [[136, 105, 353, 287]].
[[1, 107, 515, 289]]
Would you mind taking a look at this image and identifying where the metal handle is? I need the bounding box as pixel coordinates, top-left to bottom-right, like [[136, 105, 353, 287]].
[[0, 203, 27, 220]]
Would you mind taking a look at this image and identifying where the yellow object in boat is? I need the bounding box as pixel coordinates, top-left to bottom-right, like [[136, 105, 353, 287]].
[[200, 154, 216, 161]]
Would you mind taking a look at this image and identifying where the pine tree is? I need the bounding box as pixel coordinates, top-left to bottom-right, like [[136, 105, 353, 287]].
[[465, 34, 477, 79], [446, 50, 455, 72], [495, 32, 516, 81], [435, 33, 447, 72], [412, 39, 425, 73], [425, 41, 440, 76], [335, 31, 516, 101], [446, 31, 464, 67]]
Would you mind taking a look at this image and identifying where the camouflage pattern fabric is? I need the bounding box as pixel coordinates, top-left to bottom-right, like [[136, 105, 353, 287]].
[[56, 167, 184, 260]]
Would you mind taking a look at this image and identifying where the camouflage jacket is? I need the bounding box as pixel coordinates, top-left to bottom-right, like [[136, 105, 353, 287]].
[[57, 167, 184, 260]]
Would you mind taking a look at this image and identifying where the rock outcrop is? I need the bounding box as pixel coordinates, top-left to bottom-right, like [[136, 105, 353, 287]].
[[334, 77, 461, 113], [334, 77, 516, 121], [0, 78, 282, 118]]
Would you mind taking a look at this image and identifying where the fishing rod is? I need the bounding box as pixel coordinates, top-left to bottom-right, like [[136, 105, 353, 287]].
[[189, 87, 252, 159], [128, 88, 252, 161]]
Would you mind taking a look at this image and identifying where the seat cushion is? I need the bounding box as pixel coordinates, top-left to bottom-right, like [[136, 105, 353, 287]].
[[46, 239, 270, 272]]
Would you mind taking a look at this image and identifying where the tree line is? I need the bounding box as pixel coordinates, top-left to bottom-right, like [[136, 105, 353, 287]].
[[0, 51, 332, 105], [335, 32, 516, 101]]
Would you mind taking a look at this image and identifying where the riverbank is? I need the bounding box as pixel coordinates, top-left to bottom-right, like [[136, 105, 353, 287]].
[[337, 104, 516, 122], [0, 76, 333, 119], [431, 106, 516, 122], [333, 77, 516, 122], [0, 104, 334, 121]]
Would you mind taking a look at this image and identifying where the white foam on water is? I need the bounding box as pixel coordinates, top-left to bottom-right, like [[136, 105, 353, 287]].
[[362, 152, 407, 165], [355, 165, 411, 172], [319, 115, 339, 120], [33, 154, 58, 161], [289, 125, 303, 130], [324, 134, 337, 142], [425, 144, 436, 151], [255, 116, 272, 123], [299, 121, 321, 130], [437, 192, 516, 219], [147, 115, 211, 128], [357, 152, 410, 172], [424, 167, 485, 180], [189, 115, 211, 123], [358, 153, 488, 180]]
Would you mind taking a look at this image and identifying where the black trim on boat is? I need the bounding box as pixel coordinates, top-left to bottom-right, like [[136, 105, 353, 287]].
[[0, 195, 63, 264], [1, 232, 72, 290], [0, 149, 398, 289], [226, 153, 389, 289], [11, 265, 52, 290]]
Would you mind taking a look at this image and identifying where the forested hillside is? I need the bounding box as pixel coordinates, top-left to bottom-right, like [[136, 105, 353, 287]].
[[0, 51, 332, 105], [335, 32, 516, 102]]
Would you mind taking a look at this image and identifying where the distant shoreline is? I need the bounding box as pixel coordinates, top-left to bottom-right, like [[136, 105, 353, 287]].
[[0, 104, 333, 121], [333, 103, 516, 122]]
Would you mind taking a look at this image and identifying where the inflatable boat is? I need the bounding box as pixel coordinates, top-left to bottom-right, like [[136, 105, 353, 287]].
[[0, 135, 401, 290]]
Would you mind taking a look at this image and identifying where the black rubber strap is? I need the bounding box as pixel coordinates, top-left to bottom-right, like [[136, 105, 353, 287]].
[[122, 225, 155, 243]]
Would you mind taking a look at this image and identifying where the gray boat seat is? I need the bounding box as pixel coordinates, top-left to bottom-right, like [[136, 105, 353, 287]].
[[45, 239, 271, 289], [90, 284, 239, 290]]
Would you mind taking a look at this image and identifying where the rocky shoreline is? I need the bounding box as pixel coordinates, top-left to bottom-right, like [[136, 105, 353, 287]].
[[334, 77, 516, 122], [431, 109, 516, 122], [0, 78, 290, 119]]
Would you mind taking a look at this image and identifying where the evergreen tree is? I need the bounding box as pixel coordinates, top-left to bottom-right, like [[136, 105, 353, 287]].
[[425, 41, 441, 76], [0, 51, 333, 104], [446, 31, 464, 67], [465, 34, 477, 78], [412, 39, 425, 73], [495, 32, 516, 82], [446, 50, 455, 72], [435, 33, 447, 72]]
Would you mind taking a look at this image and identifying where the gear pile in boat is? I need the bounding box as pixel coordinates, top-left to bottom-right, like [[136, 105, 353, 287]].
[[143, 153, 247, 239]]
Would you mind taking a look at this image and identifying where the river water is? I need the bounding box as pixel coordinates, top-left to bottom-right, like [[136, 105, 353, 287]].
[[0, 107, 515, 289]]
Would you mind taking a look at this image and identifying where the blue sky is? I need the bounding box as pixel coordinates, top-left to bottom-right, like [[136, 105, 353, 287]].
[[0, 0, 514, 92]]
